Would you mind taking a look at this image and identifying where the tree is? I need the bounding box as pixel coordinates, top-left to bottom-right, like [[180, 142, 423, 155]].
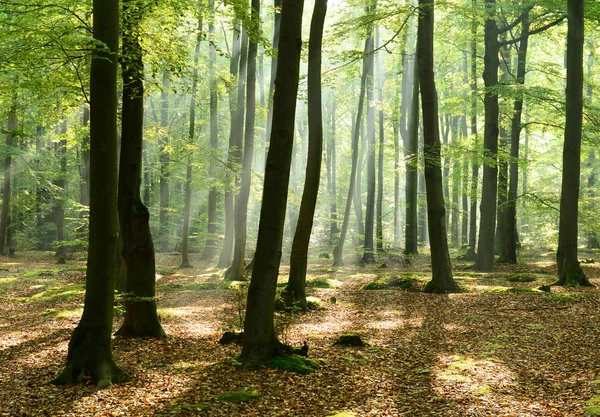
[[0, 96, 16, 256], [418, 0, 460, 293], [52, 0, 128, 386], [240, 0, 304, 367], [361, 3, 376, 265], [473, 0, 499, 272], [181, 13, 203, 269], [333, 22, 373, 266], [283, 0, 327, 309], [158, 71, 171, 252], [116, 0, 166, 338], [555, 0, 591, 287], [225, 0, 260, 282]]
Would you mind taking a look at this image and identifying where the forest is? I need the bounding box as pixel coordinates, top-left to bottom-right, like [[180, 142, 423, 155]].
[[1, 0, 600, 415]]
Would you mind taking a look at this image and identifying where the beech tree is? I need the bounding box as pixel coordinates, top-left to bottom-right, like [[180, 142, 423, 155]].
[[52, 0, 127, 386]]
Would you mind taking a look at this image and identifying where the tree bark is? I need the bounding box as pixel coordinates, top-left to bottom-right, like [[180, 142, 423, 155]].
[[376, 26, 384, 252], [283, 0, 327, 308], [52, 0, 128, 385], [500, 8, 529, 264], [361, 4, 376, 265], [495, 37, 510, 256], [467, 2, 479, 260], [240, 0, 304, 367], [181, 14, 203, 268], [404, 52, 419, 255], [555, 0, 591, 287], [333, 36, 373, 266], [0, 97, 16, 256], [202, 0, 220, 259], [327, 96, 339, 244], [158, 72, 171, 252], [264, 0, 282, 161], [218, 23, 243, 268], [418, 0, 459, 293], [225, 0, 259, 282], [55, 120, 67, 264], [473, 0, 499, 272], [115, 0, 165, 338]]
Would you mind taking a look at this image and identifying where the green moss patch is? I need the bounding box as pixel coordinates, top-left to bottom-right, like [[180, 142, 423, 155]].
[[361, 274, 420, 291], [544, 292, 581, 303], [585, 406, 600, 416], [504, 274, 537, 283], [215, 390, 261, 403], [18, 283, 85, 302], [507, 287, 536, 293], [334, 334, 368, 347], [306, 277, 340, 289], [22, 268, 59, 277], [156, 266, 176, 276], [261, 355, 319, 374]]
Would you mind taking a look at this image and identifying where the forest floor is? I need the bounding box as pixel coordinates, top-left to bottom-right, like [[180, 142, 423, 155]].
[[1, 248, 600, 416]]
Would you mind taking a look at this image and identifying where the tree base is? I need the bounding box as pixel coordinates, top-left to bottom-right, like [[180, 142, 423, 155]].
[[361, 252, 376, 264], [115, 301, 166, 339], [423, 279, 462, 294], [51, 325, 128, 387], [554, 263, 594, 288], [180, 262, 193, 268]]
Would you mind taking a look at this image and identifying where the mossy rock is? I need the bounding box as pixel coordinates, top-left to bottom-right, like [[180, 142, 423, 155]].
[[333, 334, 368, 347], [216, 390, 260, 403], [361, 275, 419, 291], [261, 355, 319, 374], [505, 274, 537, 283]]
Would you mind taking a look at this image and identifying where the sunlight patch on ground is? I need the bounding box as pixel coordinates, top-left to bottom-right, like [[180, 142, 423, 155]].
[[442, 323, 465, 332], [0, 330, 45, 350], [433, 354, 515, 399]]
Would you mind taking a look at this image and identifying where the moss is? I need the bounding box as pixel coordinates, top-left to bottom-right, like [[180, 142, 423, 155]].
[[504, 274, 537, 283], [483, 343, 505, 350], [306, 296, 324, 310], [306, 278, 340, 289], [507, 287, 536, 293], [155, 266, 176, 276], [361, 274, 420, 291], [22, 268, 59, 277], [544, 292, 581, 303], [17, 283, 85, 302], [215, 390, 261, 403], [585, 406, 600, 417], [159, 282, 223, 292], [333, 334, 368, 347], [261, 355, 319, 374], [44, 307, 83, 318]]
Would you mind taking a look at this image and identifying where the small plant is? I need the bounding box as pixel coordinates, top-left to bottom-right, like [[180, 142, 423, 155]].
[[222, 283, 247, 332], [275, 304, 301, 345]]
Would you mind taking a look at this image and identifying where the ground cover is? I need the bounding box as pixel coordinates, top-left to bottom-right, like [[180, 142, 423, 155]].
[[1, 249, 600, 416]]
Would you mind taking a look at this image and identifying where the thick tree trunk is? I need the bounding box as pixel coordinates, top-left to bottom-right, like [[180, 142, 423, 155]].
[[555, 0, 591, 287], [240, 0, 304, 367], [283, 0, 327, 308], [202, 0, 220, 259], [500, 9, 529, 264], [332, 37, 373, 266], [181, 16, 203, 268], [80, 106, 91, 207], [474, 0, 499, 272], [361, 5, 376, 265], [0, 98, 16, 256], [226, 0, 259, 282], [418, 0, 459, 293], [52, 0, 128, 386], [115, 0, 165, 338]]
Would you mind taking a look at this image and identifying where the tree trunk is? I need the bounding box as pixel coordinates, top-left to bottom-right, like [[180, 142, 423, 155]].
[[158, 72, 170, 252], [376, 26, 384, 252], [450, 117, 460, 247], [218, 23, 243, 268], [473, 0, 499, 272], [362, 5, 376, 265], [333, 38, 373, 266], [80, 106, 91, 207], [327, 96, 339, 244], [555, 0, 591, 287], [467, 5, 479, 260], [240, 0, 304, 367], [353, 114, 365, 247], [181, 15, 203, 268], [283, 0, 327, 308], [115, 0, 166, 339], [461, 54, 469, 246], [404, 52, 419, 255], [0, 97, 16, 256], [202, 0, 220, 259], [55, 120, 67, 264], [264, 0, 282, 161], [225, 0, 259, 282], [52, 0, 128, 386], [418, 0, 459, 293], [495, 39, 510, 256], [500, 8, 529, 264]]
